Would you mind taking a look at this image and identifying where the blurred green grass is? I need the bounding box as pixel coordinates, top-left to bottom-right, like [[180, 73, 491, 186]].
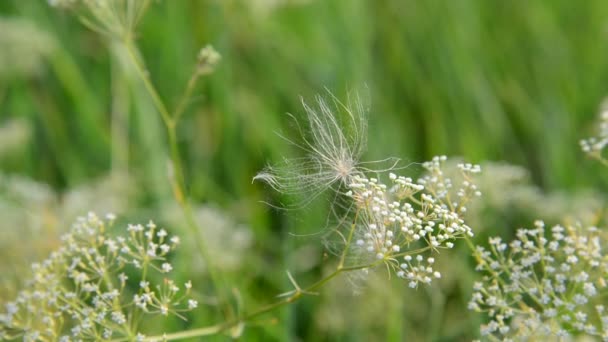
[[1, 0, 608, 341]]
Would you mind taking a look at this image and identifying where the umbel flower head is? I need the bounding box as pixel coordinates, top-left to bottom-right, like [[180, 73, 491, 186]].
[[469, 220, 608, 340], [0, 212, 196, 341], [254, 91, 396, 206], [345, 156, 481, 287]]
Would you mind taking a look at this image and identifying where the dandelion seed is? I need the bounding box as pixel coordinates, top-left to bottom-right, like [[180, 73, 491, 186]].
[[253, 91, 398, 206]]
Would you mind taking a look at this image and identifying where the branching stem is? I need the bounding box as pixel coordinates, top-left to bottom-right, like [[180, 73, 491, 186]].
[[122, 37, 229, 319], [127, 261, 380, 341]]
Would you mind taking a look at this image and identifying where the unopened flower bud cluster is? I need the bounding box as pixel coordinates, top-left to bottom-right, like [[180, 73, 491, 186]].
[[346, 156, 481, 287], [197, 45, 221, 75], [469, 220, 608, 340], [0, 212, 196, 341]]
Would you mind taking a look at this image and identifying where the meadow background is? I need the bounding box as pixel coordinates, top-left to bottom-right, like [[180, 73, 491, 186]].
[[1, 1, 608, 341]]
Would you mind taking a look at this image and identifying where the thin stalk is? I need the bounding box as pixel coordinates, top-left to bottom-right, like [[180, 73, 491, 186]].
[[173, 71, 201, 123], [102, 272, 133, 339], [132, 262, 379, 342], [596, 156, 608, 168], [110, 45, 129, 174], [122, 38, 229, 318], [338, 209, 359, 269], [123, 39, 172, 128]]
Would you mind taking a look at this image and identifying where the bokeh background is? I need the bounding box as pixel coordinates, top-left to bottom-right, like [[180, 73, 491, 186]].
[[1, 1, 608, 341]]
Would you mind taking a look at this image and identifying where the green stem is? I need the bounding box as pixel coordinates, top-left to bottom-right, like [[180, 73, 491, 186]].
[[131, 262, 378, 341], [338, 209, 359, 269], [596, 155, 608, 168], [123, 39, 172, 128], [102, 272, 133, 338], [122, 38, 228, 318], [173, 71, 201, 123]]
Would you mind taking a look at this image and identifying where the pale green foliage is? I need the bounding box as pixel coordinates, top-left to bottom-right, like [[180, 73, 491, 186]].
[[315, 271, 399, 337], [0, 212, 196, 341], [61, 172, 135, 223], [467, 162, 604, 229], [0, 171, 135, 302], [0, 119, 32, 158], [0, 173, 59, 302], [243, 0, 313, 17], [0, 18, 54, 79], [164, 205, 253, 274]]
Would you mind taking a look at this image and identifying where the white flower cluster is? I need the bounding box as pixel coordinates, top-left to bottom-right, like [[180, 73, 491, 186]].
[[197, 45, 221, 75], [0, 212, 196, 341], [469, 220, 608, 340], [580, 105, 608, 162], [347, 156, 480, 287]]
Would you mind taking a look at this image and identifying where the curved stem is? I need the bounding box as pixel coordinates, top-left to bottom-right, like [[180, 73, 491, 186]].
[[131, 261, 379, 341]]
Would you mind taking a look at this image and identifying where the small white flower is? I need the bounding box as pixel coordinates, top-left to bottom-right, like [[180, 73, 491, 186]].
[[160, 244, 170, 253], [118, 273, 128, 284], [160, 304, 169, 316], [111, 311, 126, 325], [161, 263, 173, 273]]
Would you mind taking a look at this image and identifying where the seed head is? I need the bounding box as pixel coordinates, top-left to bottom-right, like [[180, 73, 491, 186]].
[[254, 91, 396, 206]]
